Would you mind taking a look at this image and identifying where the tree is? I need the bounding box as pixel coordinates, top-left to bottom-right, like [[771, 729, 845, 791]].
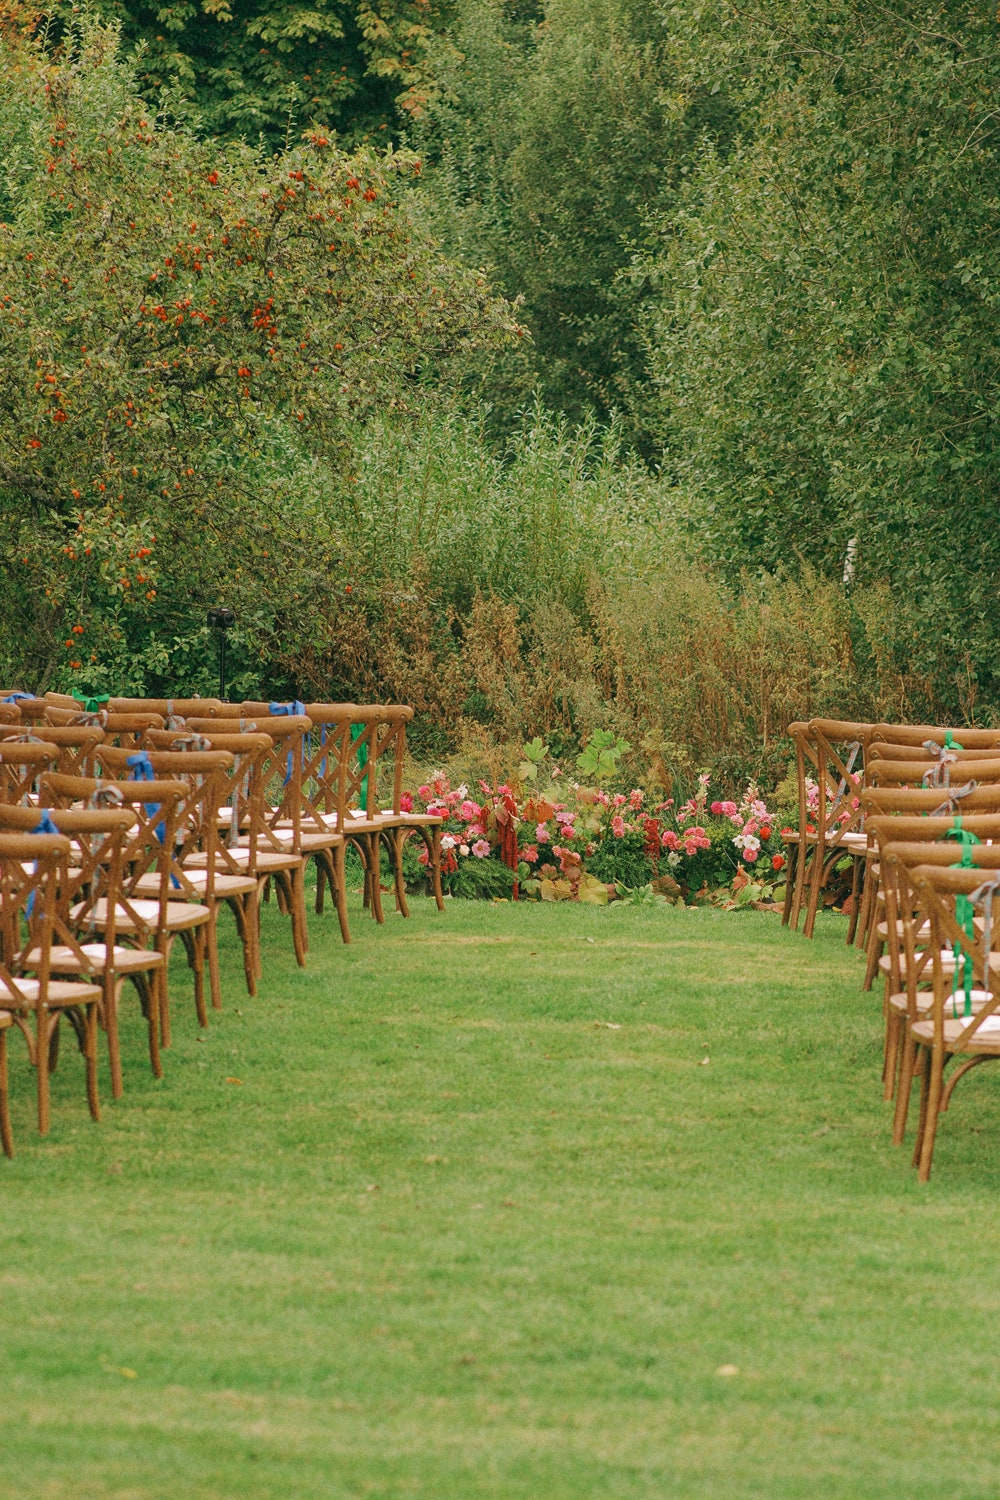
[[0, 13, 518, 693], [640, 0, 1000, 710]]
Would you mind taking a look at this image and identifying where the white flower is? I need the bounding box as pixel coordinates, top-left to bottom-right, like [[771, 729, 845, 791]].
[[667, 851, 682, 867]]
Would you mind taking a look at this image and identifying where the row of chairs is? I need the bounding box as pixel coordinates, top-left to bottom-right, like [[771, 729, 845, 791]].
[[782, 715, 1000, 1179], [0, 692, 444, 1154]]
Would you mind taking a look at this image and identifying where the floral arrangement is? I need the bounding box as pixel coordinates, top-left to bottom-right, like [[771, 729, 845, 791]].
[[402, 733, 788, 906]]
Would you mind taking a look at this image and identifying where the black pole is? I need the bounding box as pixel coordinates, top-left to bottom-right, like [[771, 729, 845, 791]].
[[207, 608, 235, 704]]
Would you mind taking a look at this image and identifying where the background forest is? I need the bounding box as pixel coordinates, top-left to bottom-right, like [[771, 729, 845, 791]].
[[1, 0, 998, 789]]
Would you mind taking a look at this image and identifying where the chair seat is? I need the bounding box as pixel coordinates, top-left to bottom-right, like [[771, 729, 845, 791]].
[[881, 949, 1000, 979], [73, 897, 210, 933], [27, 942, 164, 975], [133, 870, 258, 899], [245, 829, 343, 853], [0, 975, 102, 1009], [912, 1013, 1000, 1049], [889, 987, 994, 1018], [187, 847, 302, 874], [389, 812, 443, 828]]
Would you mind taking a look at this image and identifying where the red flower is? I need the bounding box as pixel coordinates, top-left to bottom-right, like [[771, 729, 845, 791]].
[[772, 853, 785, 872], [759, 825, 772, 842]]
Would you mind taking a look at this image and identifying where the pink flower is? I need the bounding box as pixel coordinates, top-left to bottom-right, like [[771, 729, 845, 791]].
[[466, 823, 484, 838], [661, 830, 680, 851], [720, 800, 738, 817], [400, 792, 414, 813], [536, 823, 550, 843], [629, 790, 644, 810], [459, 800, 480, 821], [446, 790, 462, 808], [711, 800, 723, 815], [612, 793, 627, 808], [417, 784, 432, 800], [471, 839, 490, 858], [595, 789, 611, 807], [561, 827, 577, 842], [417, 847, 429, 866], [611, 815, 626, 838], [521, 844, 538, 863]]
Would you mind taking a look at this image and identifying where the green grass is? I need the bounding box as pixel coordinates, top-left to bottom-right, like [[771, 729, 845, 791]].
[[3, 892, 1000, 1498]]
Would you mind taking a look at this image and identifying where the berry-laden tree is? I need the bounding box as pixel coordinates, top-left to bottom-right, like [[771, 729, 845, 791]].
[[0, 11, 519, 694]]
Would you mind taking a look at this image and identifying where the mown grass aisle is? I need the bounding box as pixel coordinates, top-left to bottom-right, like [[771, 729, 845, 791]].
[[3, 896, 1000, 1499]]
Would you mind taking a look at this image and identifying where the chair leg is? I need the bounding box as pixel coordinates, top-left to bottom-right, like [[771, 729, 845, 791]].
[[912, 1047, 932, 1167], [36, 1012, 51, 1137], [207, 912, 223, 1011], [883, 1004, 901, 1102], [916, 1051, 945, 1182], [84, 1004, 100, 1122], [892, 1031, 920, 1144], [781, 844, 797, 927], [332, 843, 351, 945], [144, 971, 164, 1080], [790, 840, 811, 932], [390, 830, 409, 918], [289, 870, 308, 967], [315, 858, 326, 916], [104, 973, 124, 1100], [0, 1029, 13, 1158], [367, 836, 385, 924], [846, 855, 861, 945], [803, 841, 825, 940]]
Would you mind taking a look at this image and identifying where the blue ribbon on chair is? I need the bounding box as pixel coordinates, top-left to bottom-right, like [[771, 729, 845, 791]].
[[127, 752, 164, 843], [4, 692, 34, 704], [269, 701, 305, 785], [26, 808, 60, 916], [127, 752, 180, 886]]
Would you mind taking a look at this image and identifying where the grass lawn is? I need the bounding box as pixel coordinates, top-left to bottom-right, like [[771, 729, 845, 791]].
[[3, 890, 1000, 1499]]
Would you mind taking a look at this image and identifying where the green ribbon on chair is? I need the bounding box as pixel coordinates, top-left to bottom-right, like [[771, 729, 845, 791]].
[[948, 818, 980, 1016], [73, 693, 109, 714], [944, 730, 964, 751], [350, 723, 369, 812]]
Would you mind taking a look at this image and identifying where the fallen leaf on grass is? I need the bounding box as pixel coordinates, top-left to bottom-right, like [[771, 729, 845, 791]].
[[593, 1021, 621, 1029], [225, 1076, 243, 1085], [715, 1364, 739, 1377], [699, 1057, 710, 1066]]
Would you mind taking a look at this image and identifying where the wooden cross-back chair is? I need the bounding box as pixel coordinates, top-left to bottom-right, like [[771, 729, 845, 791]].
[[902, 859, 1000, 1180], [185, 715, 314, 967], [866, 815, 1000, 1110], [0, 829, 103, 1136], [117, 741, 255, 1011], [41, 768, 210, 1048], [0, 800, 161, 1099], [858, 782, 1000, 990], [0, 724, 104, 777], [782, 718, 871, 941], [336, 704, 445, 920], [95, 746, 234, 1026], [143, 729, 269, 995], [869, 740, 1000, 766], [0, 741, 58, 804]]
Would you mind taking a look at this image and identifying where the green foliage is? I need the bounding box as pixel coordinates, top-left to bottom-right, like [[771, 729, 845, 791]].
[[0, 15, 516, 694], [410, 0, 733, 429], [64, 0, 458, 150], [575, 728, 631, 783], [640, 0, 1000, 714]]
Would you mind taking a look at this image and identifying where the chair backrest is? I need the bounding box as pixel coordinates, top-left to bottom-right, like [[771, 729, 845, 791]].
[[0, 724, 104, 777], [910, 863, 1000, 1044], [145, 729, 275, 876], [0, 830, 71, 998], [869, 740, 1000, 765], [0, 741, 59, 804], [187, 715, 313, 847], [109, 697, 224, 720], [861, 784, 1000, 819], [867, 756, 1000, 790], [0, 803, 137, 955], [40, 706, 164, 745], [872, 723, 1000, 751], [95, 747, 233, 900], [791, 718, 866, 846], [40, 771, 189, 926]]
